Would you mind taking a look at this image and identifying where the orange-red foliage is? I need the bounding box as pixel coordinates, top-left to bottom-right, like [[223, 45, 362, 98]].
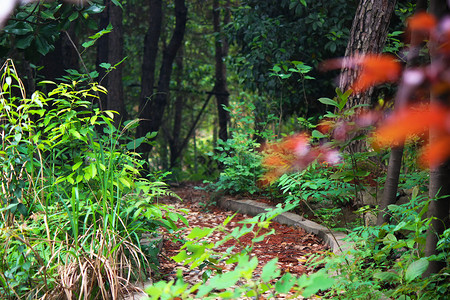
[[407, 12, 437, 33], [320, 54, 401, 93], [374, 104, 450, 168], [351, 55, 402, 92]]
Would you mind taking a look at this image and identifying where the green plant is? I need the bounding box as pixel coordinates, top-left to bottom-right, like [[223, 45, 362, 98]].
[[205, 100, 275, 195], [321, 188, 449, 299], [145, 202, 334, 299], [0, 60, 185, 299]]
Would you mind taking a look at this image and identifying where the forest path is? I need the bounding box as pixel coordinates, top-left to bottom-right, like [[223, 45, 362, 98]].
[[130, 182, 329, 299]]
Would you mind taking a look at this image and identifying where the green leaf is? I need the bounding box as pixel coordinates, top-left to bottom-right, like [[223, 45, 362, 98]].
[[187, 227, 214, 239], [69, 12, 79, 21], [127, 137, 145, 150], [16, 35, 34, 49], [405, 258, 429, 282], [111, 0, 123, 8], [275, 273, 295, 293], [261, 258, 280, 282], [99, 62, 112, 69], [318, 97, 338, 107], [4, 22, 33, 35], [72, 161, 83, 171], [118, 176, 132, 188], [35, 35, 53, 56], [82, 40, 95, 49], [373, 271, 400, 282], [311, 130, 327, 139]]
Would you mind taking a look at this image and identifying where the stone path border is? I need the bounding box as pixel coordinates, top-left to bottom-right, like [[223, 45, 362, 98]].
[[218, 198, 349, 254]]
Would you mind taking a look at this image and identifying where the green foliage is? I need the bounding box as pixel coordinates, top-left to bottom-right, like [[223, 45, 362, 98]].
[[146, 202, 334, 299], [228, 0, 357, 117], [204, 100, 275, 195], [277, 162, 355, 205], [322, 191, 449, 299], [0, 61, 184, 299], [0, 2, 103, 60]]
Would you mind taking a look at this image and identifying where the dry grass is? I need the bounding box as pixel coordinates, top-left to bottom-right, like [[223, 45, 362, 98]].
[[40, 229, 150, 300]]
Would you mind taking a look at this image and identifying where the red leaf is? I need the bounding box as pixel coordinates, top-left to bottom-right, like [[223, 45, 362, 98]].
[[420, 135, 450, 168], [321, 54, 401, 93], [407, 12, 437, 33], [351, 55, 401, 92], [374, 104, 449, 148]]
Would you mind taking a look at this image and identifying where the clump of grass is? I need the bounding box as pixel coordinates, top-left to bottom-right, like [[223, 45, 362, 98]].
[[0, 59, 183, 299]]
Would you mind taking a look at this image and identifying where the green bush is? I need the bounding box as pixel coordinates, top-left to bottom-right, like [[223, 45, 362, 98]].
[[205, 100, 275, 195], [0, 60, 184, 299], [322, 189, 449, 299]]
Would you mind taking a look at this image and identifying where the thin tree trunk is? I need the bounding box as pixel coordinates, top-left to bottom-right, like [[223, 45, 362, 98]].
[[136, 0, 163, 151], [377, 146, 403, 225], [213, 0, 230, 142], [376, 0, 427, 226], [106, 0, 125, 124], [138, 0, 187, 155], [425, 0, 450, 277], [169, 47, 185, 168], [95, 0, 125, 124]]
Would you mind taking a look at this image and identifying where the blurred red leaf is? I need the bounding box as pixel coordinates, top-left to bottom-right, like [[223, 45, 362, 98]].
[[351, 55, 402, 92], [420, 135, 450, 168], [374, 104, 448, 149], [407, 12, 437, 33], [321, 54, 401, 93]]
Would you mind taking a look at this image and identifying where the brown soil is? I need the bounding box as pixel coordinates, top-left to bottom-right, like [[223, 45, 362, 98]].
[[156, 182, 329, 285]]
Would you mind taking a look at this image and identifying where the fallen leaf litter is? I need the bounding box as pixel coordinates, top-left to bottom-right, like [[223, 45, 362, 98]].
[[155, 183, 329, 299]]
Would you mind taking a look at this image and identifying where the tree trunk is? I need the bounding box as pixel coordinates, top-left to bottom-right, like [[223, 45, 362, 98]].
[[39, 25, 79, 82], [376, 0, 427, 226], [96, 0, 125, 124], [340, 0, 396, 108], [213, 0, 230, 142], [137, 0, 162, 149], [377, 146, 403, 225], [169, 47, 185, 168], [107, 1, 125, 124], [137, 0, 187, 155], [424, 0, 450, 278]]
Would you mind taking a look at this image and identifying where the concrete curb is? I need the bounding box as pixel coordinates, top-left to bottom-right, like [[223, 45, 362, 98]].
[[218, 198, 349, 254]]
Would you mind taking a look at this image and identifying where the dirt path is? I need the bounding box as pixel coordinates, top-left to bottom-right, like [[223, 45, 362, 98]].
[[152, 182, 329, 296]]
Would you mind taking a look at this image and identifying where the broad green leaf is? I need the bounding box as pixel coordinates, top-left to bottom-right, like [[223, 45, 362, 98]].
[[72, 161, 83, 171], [69, 12, 78, 21], [275, 273, 295, 293], [127, 137, 145, 150], [99, 62, 112, 69], [187, 227, 214, 239], [82, 40, 95, 49], [312, 129, 327, 139], [405, 258, 429, 282], [118, 176, 132, 188], [318, 97, 338, 107], [261, 258, 280, 282], [373, 271, 400, 281]]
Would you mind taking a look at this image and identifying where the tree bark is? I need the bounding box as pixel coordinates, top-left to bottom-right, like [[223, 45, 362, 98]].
[[39, 25, 79, 82], [169, 47, 185, 168], [376, 0, 428, 226], [137, 0, 162, 148], [377, 146, 403, 225], [213, 0, 230, 142], [424, 0, 450, 278], [96, 0, 125, 124], [137, 0, 187, 155], [340, 0, 396, 108]]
